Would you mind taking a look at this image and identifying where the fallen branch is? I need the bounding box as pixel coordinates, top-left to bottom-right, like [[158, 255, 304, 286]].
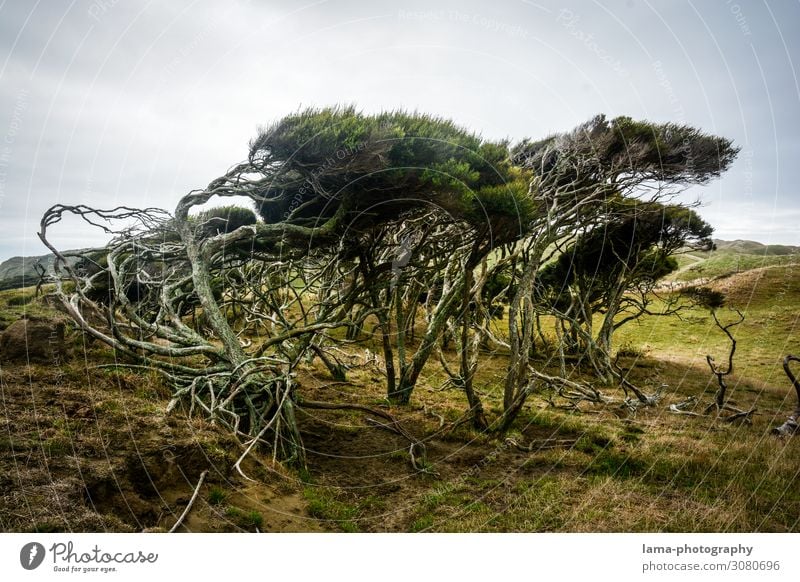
[[669, 396, 703, 418], [528, 368, 612, 405], [669, 394, 755, 423], [773, 354, 800, 436], [364, 418, 434, 474], [723, 408, 756, 423], [439, 404, 481, 437], [423, 404, 445, 429], [168, 469, 208, 533]]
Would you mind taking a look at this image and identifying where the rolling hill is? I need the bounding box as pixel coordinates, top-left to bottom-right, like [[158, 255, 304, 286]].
[[0, 250, 88, 291], [669, 239, 799, 282]]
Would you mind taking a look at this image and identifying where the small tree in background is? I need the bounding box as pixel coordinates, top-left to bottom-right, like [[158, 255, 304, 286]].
[[499, 115, 738, 427], [536, 201, 713, 379]]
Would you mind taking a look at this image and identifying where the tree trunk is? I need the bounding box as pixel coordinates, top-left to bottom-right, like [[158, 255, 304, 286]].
[[458, 262, 488, 430], [503, 251, 540, 411], [394, 273, 466, 403], [374, 291, 397, 400]]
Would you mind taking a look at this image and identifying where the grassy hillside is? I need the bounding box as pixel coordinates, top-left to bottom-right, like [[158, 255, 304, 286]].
[[0, 264, 798, 532], [713, 239, 800, 256], [669, 240, 799, 282], [618, 262, 800, 396]]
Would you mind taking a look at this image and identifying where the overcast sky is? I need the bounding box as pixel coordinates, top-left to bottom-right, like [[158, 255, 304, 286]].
[[0, 0, 798, 260]]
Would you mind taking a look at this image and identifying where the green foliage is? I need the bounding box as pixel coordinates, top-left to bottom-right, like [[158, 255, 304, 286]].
[[194, 205, 257, 236], [225, 506, 264, 530], [5, 289, 36, 306], [513, 114, 739, 187], [0, 275, 38, 292], [680, 286, 726, 310], [303, 487, 359, 532], [249, 106, 532, 242], [538, 201, 711, 314]]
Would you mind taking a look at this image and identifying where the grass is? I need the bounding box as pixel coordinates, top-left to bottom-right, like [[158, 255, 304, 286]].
[[1, 263, 798, 533], [208, 487, 227, 506], [670, 251, 797, 282], [225, 506, 264, 530], [0, 285, 59, 329], [616, 263, 800, 392], [303, 487, 360, 532], [391, 265, 800, 532], [404, 422, 800, 532]]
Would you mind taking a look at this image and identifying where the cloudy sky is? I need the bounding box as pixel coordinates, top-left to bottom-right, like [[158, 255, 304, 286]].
[[0, 0, 798, 260]]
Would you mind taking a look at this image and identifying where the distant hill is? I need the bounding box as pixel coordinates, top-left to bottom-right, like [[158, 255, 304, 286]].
[[669, 239, 799, 282], [0, 251, 88, 291], [711, 239, 800, 256], [709, 262, 800, 308]]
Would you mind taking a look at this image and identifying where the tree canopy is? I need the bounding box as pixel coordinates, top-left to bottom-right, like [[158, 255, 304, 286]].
[[240, 107, 533, 247]]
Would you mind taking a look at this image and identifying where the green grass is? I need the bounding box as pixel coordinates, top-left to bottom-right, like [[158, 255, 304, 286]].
[[670, 252, 797, 282], [1, 257, 798, 534], [225, 506, 264, 530], [0, 285, 59, 329], [303, 487, 360, 532], [616, 263, 800, 392], [207, 487, 226, 506]]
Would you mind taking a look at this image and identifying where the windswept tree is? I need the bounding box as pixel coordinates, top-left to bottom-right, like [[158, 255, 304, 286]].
[[536, 201, 713, 378], [39, 107, 531, 461], [499, 115, 738, 427], [39, 108, 738, 463]]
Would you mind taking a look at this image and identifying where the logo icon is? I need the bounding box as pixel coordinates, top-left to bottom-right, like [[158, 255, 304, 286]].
[[20, 542, 46, 570]]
